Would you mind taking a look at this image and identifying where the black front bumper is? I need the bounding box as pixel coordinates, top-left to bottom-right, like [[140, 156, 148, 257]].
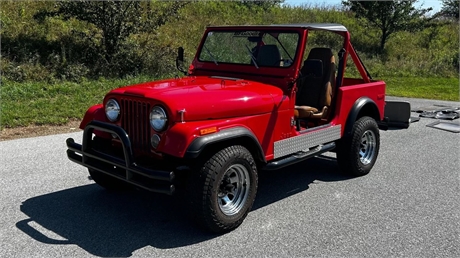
[[66, 120, 175, 195]]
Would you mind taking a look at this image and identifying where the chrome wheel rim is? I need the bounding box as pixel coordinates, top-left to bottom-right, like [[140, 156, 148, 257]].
[[218, 164, 250, 216], [359, 130, 376, 165]]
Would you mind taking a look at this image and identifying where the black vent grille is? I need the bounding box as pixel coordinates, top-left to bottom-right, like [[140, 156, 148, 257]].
[[120, 99, 151, 153]]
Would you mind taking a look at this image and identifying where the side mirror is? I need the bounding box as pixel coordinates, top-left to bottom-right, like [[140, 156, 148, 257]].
[[176, 47, 187, 75]]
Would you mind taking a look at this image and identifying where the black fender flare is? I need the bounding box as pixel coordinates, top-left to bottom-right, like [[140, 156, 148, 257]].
[[344, 97, 381, 137], [184, 127, 266, 162]]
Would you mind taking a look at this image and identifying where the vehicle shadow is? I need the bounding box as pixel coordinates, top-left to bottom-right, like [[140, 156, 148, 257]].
[[254, 154, 352, 210], [17, 155, 352, 256]]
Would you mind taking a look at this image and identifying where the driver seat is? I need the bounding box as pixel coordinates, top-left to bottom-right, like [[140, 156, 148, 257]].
[[256, 45, 282, 67], [294, 48, 336, 121]]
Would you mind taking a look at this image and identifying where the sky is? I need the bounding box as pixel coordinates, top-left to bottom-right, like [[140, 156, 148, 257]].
[[284, 0, 443, 13]]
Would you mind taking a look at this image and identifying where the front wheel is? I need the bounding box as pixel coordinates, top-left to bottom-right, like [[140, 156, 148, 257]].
[[188, 145, 258, 233], [336, 116, 380, 176]]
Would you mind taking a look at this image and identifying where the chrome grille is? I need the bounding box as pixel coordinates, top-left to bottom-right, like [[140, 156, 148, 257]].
[[120, 99, 151, 153]]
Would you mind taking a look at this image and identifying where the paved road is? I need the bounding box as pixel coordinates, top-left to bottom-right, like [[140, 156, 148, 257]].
[[1, 97, 459, 257]]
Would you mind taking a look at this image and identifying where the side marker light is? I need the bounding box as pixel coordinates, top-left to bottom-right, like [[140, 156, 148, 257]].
[[200, 127, 218, 135]]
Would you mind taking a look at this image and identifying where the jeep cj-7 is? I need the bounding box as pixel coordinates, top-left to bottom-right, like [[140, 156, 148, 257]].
[[67, 24, 410, 233]]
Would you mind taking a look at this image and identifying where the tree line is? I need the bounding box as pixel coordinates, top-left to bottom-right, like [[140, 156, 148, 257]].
[[1, 0, 458, 82]]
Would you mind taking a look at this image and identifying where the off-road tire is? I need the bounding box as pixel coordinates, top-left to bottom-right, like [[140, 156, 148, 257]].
[[336, 116, 380, 176], [188, 145, 258, 233]]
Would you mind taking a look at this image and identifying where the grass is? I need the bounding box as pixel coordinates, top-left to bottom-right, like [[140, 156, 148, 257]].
[[0, 75, 458, 129], [0, 76, 158, 129], [383, 77, 459, 101]]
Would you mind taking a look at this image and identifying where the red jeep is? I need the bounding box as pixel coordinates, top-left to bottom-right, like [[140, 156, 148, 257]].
[[66, 23, 409, 233]]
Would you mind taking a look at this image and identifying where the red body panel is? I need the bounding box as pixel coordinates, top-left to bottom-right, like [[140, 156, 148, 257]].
[[108, 76, 287, 122], [333, 80, 386, 135], [160, 107, 291, 160], [79, 104, 106, 129], [80, 75, 293, 159], [98, 76, 293, 159]]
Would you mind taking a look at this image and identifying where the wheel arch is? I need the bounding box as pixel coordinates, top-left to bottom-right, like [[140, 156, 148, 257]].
[[184, 127, 266, 165], [79, 104, 105, 129], [344, 97, 381, 137]]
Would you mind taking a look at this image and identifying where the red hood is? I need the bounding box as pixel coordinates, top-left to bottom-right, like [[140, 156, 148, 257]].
[[108, 76, 286, 121]]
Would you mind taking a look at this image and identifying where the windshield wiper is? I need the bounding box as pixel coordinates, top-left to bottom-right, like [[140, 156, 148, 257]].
[[203, 45, 218, 66], [275, 37, 293, 64], [245, 44, 259, 69]]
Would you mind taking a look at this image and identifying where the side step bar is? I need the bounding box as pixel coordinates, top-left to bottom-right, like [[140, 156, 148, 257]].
[[263, 142, 336, 171]]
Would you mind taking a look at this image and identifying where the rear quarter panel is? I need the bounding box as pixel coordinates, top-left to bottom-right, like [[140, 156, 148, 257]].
[[333, 79, 386, 135]]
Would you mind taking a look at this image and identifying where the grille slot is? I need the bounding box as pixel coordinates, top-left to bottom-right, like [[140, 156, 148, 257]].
[[121, 99, 151, 153]]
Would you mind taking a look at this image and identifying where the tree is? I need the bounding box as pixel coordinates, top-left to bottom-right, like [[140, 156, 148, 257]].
[[440, 0, 459, 20], [36, 0, 187, 64], [342, 0, 434, 53], [239, 0, 284, 10]]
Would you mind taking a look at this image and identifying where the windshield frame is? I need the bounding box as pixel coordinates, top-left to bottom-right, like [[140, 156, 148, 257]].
[[195, 28, 302, 69]]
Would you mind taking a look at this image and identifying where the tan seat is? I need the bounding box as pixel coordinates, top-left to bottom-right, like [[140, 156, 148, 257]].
[[294, 48, 336, 120], [256, 45, 282, 67]]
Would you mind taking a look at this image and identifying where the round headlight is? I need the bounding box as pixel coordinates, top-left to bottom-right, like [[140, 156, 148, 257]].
[[150, 106, 168, 131], [105, 99, 120, 122]]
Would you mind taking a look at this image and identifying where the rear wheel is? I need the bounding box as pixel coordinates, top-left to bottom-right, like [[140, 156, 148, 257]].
[[337, 116, 380, 176], [188, 145, 258, 233]]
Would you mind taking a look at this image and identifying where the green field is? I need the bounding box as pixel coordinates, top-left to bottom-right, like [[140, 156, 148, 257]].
[[0, 76, 156, 128], [1, 76, 458, 129], [382, 77, 459, 101]]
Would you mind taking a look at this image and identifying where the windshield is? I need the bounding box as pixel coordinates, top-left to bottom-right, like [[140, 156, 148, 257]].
[[198, 30, 300, 68]]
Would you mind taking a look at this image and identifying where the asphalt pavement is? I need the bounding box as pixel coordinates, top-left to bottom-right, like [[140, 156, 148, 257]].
[[0, 97, 459, 257]]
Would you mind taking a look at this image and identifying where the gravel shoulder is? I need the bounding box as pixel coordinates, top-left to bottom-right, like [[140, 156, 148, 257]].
[[0, 120, 82, 141]]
